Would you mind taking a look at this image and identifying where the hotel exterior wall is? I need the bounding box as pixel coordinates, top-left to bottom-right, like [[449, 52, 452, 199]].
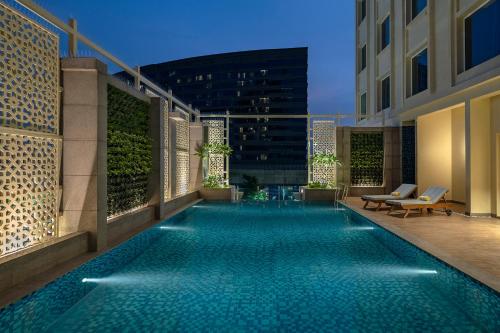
[[356, 0, 500, 124], [417, 110, 453, 199], [356, 0, 499, 216]]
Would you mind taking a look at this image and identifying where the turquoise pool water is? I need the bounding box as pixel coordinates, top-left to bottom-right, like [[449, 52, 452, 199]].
[[1, 202, 499, 332]]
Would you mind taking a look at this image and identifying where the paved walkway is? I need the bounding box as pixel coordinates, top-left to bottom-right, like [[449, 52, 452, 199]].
[[345, 197, 500, 292]]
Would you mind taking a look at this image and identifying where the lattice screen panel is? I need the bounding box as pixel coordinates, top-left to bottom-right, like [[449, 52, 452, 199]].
[[175, 118, 189, 196], [312, 120, 337, 185], [0, 3, 59, 134], [0, 133, 60, 255], [162, 100, 169, 201], [176, 120, 189, 151], [0, 4, 60, 256], [175, 151, 189, 196], [203, 120, 225, 179]]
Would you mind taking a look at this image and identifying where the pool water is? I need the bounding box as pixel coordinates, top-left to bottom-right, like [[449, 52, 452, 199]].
[[1, 202, 499, 332]]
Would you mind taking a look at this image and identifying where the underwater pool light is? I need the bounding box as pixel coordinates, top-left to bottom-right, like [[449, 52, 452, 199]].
[[158, 225, 194, 231]]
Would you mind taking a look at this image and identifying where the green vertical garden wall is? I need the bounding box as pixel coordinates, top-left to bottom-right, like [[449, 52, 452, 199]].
[[107, 85, 152, 216], [350, 132, 384, 186]]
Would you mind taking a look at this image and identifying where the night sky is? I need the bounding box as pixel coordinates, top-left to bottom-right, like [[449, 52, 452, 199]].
[[37, 0, 355, 115]]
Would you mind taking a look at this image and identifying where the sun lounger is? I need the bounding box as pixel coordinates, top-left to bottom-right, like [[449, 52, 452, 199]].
[[361, 184, 417, 211], [386, 186, 452, 218]]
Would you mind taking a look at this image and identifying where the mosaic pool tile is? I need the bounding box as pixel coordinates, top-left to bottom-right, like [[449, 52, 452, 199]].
[[0, 202, 499, 332]]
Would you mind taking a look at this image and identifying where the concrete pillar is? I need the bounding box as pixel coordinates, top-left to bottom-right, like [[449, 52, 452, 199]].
[[383, 127, 401, 193], [149, 97, 164, 219], [190, 122, 203, 191], [61, 58, 107, 251], [465, 98, 492, 216], [490, 96, 500, 217]]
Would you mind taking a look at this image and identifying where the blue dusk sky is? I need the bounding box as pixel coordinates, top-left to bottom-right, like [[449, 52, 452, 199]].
[[37, 0, 355, 114]]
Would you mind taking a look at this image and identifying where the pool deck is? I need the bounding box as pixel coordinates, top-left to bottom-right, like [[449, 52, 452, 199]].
[[344, 197, 500, 293]]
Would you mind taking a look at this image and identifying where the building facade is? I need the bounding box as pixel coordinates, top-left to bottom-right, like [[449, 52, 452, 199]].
[[356, 0, 500, 217], [136, 48, 308, 185]]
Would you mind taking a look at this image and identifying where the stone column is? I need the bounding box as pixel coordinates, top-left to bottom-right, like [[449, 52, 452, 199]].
[[149, 97, 163, 219], [465, 98, 492, 216], [61, 58, 107, 251]]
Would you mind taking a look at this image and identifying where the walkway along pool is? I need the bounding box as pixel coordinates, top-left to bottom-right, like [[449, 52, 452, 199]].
[[0, 202, 499, 332]]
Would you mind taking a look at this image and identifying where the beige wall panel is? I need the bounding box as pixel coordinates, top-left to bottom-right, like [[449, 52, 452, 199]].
[[406, 12, 428, 55], [490, 95, 500, 216], [417, 110, 453, 198], [377, 0, 391, 19], [359, 70, 367, 93], [377, 47, 391, 78], [358, 20, 367, 46], [451, 107, 466, 203], [469, 98, 491, 214]]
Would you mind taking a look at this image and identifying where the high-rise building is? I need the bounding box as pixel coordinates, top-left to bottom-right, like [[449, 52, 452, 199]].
[[355, 0, 500, 216], [136, 48, 308, 185]]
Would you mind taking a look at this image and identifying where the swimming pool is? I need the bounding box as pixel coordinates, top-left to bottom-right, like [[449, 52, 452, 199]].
[[1, 202, 498, 332]]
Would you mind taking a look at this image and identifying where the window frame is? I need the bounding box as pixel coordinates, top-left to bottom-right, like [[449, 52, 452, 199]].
[[379, 75, 391, 111], [379, 15, 391, 52], [358, 0, 366, 24], [360, 92, 367, 116], [359, 45, 367, 72], [463, 0, 500, 71], [410, 0, 427, 21], [410, 48, 428, 96]]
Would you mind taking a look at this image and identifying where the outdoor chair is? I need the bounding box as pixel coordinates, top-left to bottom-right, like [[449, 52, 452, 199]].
[[361, 184, 417, 211], [386, 186, 452, 218]]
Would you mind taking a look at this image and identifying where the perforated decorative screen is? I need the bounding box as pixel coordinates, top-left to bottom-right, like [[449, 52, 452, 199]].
[[175, 151, 189, 196], [203, 120, 225, 179], [176, 120, 189, 151], [162, 100, 169, 201], [0, 3, 59, 135], [312, 120, 337, 185], [0, 4, 60, 255], [175, 118, 189, 196], [0, 133, 60, 255]]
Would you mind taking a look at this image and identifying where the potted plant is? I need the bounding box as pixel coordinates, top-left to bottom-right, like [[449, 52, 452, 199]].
[[241, 175, 268, 201], [302, 153, 342, 201], [195, 143, 233, 180], [196, 144, 234, 201]]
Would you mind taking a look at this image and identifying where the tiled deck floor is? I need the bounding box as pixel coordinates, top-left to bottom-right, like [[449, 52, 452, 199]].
[[344, 197, 500, 292]]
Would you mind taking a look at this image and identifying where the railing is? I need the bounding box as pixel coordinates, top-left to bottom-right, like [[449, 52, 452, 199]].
[[14, 0, 199, 118], [200, 113, 373, 186]]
